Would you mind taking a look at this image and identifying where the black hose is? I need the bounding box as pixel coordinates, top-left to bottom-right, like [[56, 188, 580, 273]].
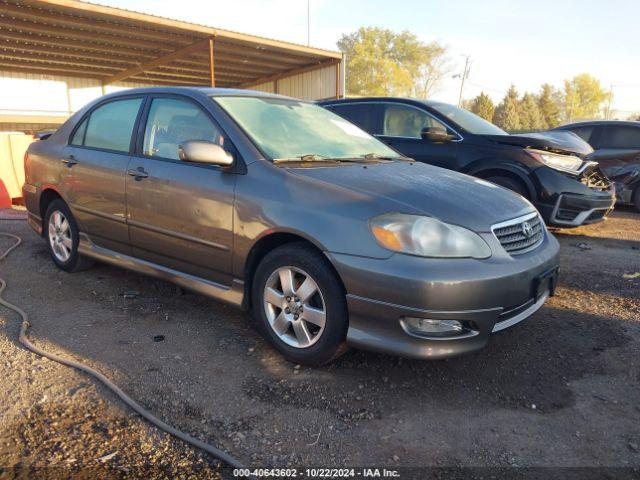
[[0, 231, 246, 470]]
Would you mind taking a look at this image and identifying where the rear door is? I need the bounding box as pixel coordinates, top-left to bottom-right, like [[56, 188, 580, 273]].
[[375, 103, 459, 168], [125, 94, 236, 286], [62, 96, 144, 254]]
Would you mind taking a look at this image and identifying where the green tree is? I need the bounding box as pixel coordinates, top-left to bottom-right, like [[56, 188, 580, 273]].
[[337, 27, 448, 97], [563, 73, 607, 122], [520, 92, 546, 130], [493, 85, 522, 131], [537, 83, 562, 128], [468, 92, 495, 121]]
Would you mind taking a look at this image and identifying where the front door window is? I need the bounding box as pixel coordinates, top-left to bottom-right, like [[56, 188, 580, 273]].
[[382, 104, 445, 138]]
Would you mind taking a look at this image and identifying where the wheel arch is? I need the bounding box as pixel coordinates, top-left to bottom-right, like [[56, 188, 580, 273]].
[[467, 164, 536, 201], [241, 231, 346, 310], [38, 187, 65, 236]]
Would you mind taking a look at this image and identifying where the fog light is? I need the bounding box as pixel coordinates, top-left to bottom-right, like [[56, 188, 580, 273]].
[[401, 317, 463, 337]]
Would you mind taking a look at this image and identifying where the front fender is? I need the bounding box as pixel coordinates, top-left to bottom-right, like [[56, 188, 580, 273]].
[[464, 158, 537, 200]]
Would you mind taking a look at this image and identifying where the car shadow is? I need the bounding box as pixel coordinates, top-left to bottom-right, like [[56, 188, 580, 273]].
[[243, 303, 634, 420]]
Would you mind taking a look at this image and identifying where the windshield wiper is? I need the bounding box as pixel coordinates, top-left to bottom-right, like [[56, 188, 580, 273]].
[[273, 154, 335, 164], [273, 153, 408, 164], [360, 153, 410, 161]]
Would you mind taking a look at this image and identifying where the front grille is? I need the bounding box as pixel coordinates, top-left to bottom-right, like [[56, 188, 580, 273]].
[[492, 213, 544, 255], [580, 166, 611, 191]]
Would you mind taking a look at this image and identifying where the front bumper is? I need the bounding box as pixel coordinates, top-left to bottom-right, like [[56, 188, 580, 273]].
[[327, 231, 560, 360], [532, 166, 615, 227]]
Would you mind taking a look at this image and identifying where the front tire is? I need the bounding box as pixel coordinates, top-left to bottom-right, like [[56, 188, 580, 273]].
[[44, 199, 94, 272], [251, 243, 348, 366]]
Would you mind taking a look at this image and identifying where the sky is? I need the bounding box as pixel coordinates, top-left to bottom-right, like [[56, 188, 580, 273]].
[[98, 0, 640, 117]]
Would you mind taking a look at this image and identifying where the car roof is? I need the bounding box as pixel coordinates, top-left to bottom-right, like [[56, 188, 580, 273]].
[[555, 120, 640, 129], [318, 97, 450, 109], [97, 86, 297, 101]]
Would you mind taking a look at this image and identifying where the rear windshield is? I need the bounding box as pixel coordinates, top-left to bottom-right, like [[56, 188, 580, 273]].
[[212, 96, 401, 161]]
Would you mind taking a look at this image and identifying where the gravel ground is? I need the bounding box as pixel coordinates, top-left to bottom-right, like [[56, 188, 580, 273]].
[[0, 207, 639, 479]]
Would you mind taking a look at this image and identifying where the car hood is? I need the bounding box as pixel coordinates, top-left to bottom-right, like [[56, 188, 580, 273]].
[[286, 161, 534, 232], [484, 131, 593, 156]]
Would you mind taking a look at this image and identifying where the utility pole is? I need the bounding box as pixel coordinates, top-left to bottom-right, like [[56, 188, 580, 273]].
[[456, 55, 471, 107], [605, 84, 614, 120]]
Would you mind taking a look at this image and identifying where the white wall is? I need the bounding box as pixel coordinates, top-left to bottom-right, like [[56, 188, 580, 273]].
[[235, 63, 342, 100], [0, 70, 149, 131], [0, 63, 342, 133]]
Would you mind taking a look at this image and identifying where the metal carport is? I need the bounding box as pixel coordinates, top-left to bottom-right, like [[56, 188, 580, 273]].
[[0, 0, 343, 94]]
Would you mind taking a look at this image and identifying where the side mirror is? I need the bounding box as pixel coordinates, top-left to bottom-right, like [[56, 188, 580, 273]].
[[421, 126, 455, 143], [178, 140, 233, 167]]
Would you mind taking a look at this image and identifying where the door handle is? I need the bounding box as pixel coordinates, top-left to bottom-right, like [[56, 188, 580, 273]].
[[61, 154, 77, 167], [127, 167, 149, 180]]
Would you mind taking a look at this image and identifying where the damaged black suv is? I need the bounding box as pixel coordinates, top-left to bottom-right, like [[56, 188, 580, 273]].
[[320, 98, 616, 227]]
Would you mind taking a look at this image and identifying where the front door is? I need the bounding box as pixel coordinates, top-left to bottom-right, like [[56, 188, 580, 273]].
[[61, 96, 144, 254], [125, 95, 236, 286], [376, 103, 459, 169]]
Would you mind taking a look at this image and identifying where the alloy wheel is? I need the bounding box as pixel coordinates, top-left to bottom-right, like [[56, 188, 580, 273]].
[[263, 266, 327, 348], [48, 210, 72, 263]]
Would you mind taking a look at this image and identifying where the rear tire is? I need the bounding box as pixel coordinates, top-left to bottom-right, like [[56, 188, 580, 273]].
[[485, 175, 529, 199], [251, 243, 348, 366], [44, 199, 94, 273], [633, 186, 640, 213]]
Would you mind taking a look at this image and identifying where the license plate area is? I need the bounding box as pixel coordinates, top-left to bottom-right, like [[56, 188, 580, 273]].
[[533, 267, 558, 300]]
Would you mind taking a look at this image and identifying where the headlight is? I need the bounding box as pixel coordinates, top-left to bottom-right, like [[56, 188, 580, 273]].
[[529, 149, 583, 173], [370, 213, 491, 259]]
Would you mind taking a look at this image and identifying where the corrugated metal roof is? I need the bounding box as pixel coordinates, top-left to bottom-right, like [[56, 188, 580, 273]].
[[0, 0, 341, 88]]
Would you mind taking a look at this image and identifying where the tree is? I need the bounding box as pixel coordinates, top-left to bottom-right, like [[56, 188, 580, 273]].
[[537, 83, 562, 128], [520, 93, 546, 130], [563, 73, 607, 122], [337, 27, 449, 97], [415, 42, 451, 98], [493, 85, 522, 131], [468, 92, 495, 121]]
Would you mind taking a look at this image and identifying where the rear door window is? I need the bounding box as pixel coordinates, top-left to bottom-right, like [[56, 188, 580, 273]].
[[327, 103, 376, 133], [82, 98, 143, 152], [69, 117, 88, 146], [598, 125, 640, 149], [142, 97, 225, 160], [382, 104, 445, 138]]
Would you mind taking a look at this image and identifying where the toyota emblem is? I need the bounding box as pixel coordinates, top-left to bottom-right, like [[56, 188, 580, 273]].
[[522, 221, 533, 238]]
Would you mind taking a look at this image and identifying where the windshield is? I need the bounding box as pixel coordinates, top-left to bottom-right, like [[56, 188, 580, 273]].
[[212, 96, 401, 161], [429, 102, 507, 136]]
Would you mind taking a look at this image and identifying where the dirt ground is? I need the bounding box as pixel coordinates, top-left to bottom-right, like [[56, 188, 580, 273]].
[[0, 207, 639, 479]]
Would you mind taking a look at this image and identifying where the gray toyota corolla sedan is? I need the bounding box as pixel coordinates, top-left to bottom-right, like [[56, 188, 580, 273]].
[[23, 87, 560, 366]]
